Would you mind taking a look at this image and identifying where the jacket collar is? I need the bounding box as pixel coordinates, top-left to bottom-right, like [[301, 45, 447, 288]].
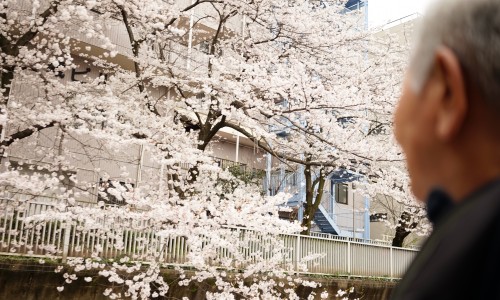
[[426, 178, 500, 225], [426, 189, 455, 226]]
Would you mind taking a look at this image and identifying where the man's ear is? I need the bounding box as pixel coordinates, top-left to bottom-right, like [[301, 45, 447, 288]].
[[433, 46, 468, 141]]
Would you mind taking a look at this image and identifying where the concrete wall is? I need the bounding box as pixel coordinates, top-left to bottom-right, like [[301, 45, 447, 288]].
[[0, 260, 397, 300]]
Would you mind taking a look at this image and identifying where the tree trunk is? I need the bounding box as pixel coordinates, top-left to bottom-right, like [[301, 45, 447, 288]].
[[392, 226, 411, 247], [301, 163, 313, 235], [301, 166, 326, 235], [392, 211, 418, 247], [301, 204, 313, 235]]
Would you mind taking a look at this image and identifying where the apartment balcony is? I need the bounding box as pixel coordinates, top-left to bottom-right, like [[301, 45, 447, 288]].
[[10, 0, 223, 75]]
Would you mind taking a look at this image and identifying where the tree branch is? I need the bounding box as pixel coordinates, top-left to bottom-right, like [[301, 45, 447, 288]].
[[119, 6, 143, 93], [254, 23, 282, 45], [280, 115, 402, 163], [16, 1, 61, 48], [198, 116, 226, 151], [224, 121, 339, 167], [1, 121, 58, 147]]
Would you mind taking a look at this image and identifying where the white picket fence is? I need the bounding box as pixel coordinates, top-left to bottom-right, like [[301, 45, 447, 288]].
[[0, 198, 418, 279]]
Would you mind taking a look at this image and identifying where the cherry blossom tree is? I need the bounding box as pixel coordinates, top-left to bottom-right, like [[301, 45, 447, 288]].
[[0, 0, 424, 298]]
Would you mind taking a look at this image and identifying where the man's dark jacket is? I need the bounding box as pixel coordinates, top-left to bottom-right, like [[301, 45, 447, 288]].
[[391, 179, 500, 300]]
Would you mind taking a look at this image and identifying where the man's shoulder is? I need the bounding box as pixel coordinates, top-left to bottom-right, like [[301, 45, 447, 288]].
[[391, 179, 500, 300], [444, 179, 500, 236]]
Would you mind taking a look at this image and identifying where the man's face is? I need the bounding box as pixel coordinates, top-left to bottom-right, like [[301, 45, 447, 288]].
[[394, 72, 441, 201]]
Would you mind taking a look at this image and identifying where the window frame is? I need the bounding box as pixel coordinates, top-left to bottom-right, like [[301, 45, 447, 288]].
[[333, 182, 348, 205]]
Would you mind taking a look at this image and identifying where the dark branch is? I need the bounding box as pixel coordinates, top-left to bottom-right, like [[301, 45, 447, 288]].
[[224, 121, 339, 167], [1, 121, 58, 147], [254, 23, 282, 45], [16, 1, 61, 48]]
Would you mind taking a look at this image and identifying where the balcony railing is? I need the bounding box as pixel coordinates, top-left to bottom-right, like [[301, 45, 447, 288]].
[[213, 157, 266, 179]]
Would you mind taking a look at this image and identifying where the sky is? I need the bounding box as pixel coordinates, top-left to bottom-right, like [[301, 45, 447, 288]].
[[367, 0, 437, 28]]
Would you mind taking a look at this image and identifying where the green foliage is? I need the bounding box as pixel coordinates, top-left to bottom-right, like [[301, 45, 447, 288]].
[[216, 164, 266, 195], [227, 165, 265, 187]]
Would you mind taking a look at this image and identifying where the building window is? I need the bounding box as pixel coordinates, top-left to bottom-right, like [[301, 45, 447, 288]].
[[97, 179, 134, 206], [198, 41, 211, 54], [334, 183, 348, 205]]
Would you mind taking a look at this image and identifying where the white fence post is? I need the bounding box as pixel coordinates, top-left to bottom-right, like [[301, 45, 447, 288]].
[[390, 246, 394, 279], [347, 241, 351, 278], [295, 234, 301, 272], [61, 223, 71, 263]]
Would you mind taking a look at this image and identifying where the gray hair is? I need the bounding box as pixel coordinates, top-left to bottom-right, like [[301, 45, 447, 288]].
[[410, 0, 500, 111]]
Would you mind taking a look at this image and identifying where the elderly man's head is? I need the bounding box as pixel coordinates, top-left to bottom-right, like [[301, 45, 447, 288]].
[[394, 0, 500, 202]]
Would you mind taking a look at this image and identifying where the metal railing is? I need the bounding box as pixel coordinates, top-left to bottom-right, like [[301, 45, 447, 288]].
[[310, 231, 396, 247], [0, 198, 418, 279], [213, 157, 258, 175], [264, 170, 300, 196]]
